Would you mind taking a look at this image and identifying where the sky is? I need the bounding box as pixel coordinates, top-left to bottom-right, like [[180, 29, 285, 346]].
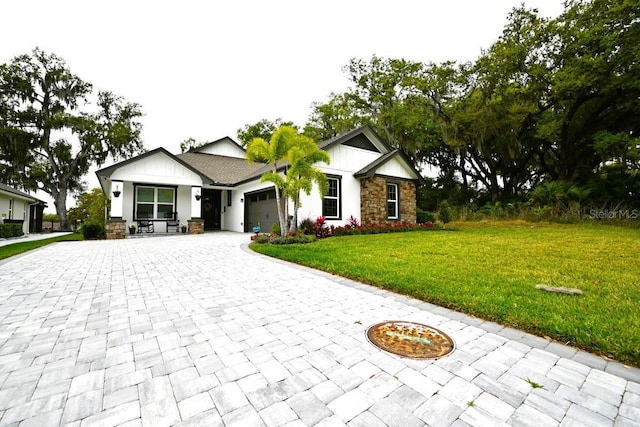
[[1, 0, 565, 212]]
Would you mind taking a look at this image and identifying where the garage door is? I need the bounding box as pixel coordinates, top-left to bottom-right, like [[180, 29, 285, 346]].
[[245, 188, 278, 232]]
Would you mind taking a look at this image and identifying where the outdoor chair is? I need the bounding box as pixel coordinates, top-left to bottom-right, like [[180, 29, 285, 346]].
[[137, 214, 154, 233], [166, 212, 179, 232]]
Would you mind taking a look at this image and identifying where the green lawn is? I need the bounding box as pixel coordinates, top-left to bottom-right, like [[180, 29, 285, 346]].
[[251, 221, 640, 367], [0, 233, 84, 261]]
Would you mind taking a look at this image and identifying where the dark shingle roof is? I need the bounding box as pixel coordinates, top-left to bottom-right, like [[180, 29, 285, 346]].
[[354, 150, 400, 178], [176, 152, 277, 186], [354, 149, 425, 184], [0, 183, 46, 204]]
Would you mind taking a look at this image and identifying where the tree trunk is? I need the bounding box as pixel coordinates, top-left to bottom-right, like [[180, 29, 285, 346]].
[[54, 191, 71, 231], [273, 187, 286, 237], [289, 190, 300, 235]]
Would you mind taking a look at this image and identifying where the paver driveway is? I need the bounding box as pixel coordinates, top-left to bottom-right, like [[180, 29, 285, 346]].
[[0, 232, 638, 426]]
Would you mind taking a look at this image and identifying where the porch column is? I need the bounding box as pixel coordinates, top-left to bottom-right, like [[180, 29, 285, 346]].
[[110, 181, 124, 219], [191, 186, 202, 218]]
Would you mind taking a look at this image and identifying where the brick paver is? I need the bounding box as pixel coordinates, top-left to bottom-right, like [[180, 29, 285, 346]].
[[0, 232, 638, 426]]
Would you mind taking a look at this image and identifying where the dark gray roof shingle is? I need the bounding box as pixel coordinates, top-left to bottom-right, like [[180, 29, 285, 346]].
[[176, 152, 276, 186], [0, 182, 46, 204]]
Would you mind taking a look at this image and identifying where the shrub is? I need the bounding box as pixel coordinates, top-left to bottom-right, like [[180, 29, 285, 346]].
[[438, 201, 453, 226], [254, 235, 271, 244], [299, 217, 314, 235], [0, 223, 23, 238], [82, 223, 104, 239], [271, 222, 281, 236], [332, 221, 439, 236], [417, 209, 436, 224], [269, 235, 315, 244]]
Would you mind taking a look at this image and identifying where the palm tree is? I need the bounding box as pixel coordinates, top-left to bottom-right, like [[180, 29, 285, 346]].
[[284, 135, 330, 234], [246, 126, 296, 236]]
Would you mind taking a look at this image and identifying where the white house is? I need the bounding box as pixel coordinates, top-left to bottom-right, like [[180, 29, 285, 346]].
[[96, 126, 424, 238], [0, 183, 47, 235]]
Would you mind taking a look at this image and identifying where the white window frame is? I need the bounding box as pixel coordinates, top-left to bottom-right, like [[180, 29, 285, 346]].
[[387, 182, 399, 220]]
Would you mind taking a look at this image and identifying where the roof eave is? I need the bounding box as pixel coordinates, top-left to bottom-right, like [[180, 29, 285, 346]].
[[95, 148, 215, 188], [353, 150, 426, 185]]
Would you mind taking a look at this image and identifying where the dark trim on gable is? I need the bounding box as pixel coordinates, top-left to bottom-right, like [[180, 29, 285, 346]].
[[342, 133, 380, 153], [95, 147, 214, 185], [318, 125, 390, 153], [354, 150, 398, 178], [354, 150, 425, 185]]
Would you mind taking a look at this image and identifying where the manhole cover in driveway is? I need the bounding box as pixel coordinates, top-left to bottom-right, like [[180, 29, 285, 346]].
[[366, 321, 455, 359]]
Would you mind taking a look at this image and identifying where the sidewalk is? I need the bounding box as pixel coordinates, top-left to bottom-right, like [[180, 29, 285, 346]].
[[0, 232, 73, 248]]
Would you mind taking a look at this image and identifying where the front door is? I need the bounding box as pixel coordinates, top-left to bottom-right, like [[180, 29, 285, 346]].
[[202, 189, 221, 230]]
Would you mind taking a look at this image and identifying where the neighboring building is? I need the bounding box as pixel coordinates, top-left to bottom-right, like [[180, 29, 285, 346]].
[[96, 126, 424, 238], [0, 183, 47, 234]]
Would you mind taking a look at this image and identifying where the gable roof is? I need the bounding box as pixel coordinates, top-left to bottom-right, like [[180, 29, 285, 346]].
[[354, 149, 425, 184], [0, 183, 47, 204], [96, 125, 424, 188], [191, 137, 246, 158], [322, 126, 425, 184], [318, 125, 388, 153], [95, 147, 215, 185]]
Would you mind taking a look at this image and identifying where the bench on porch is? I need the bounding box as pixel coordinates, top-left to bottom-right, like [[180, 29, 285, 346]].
[[136, 212, 179, 233]]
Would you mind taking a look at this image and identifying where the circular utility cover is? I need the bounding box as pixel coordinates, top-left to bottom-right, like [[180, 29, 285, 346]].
[[366, 321, 455, 359]]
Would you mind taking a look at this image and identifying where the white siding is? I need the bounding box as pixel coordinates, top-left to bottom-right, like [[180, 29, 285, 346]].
[[376, 155, 419, 180], [295, 143, 377, 227], [109, 153, 204, 226], [111, 152, 203, 186], [0, 197, 10, 222], [197, 139, 246, 158], [296, 172, 361, 228], [322, 144, 381, 172], [0, 193, 34, 234]]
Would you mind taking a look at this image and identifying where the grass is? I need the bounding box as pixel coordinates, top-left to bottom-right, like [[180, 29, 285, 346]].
[[0, 233, 84, 261], [251, 220, 640, 367]]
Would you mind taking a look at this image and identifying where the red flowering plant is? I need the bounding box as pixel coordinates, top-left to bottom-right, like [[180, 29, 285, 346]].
[[332, 220, 439, 236], [347, 215, 360, 228], [314, 216, 333, 239]]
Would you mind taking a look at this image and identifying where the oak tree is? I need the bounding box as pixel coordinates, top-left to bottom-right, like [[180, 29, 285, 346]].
[[0, 48, 144, 230]]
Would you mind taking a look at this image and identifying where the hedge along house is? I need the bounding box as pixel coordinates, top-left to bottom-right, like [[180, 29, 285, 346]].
[[96, 126, 424, 239], [0, 182, 47, 235]]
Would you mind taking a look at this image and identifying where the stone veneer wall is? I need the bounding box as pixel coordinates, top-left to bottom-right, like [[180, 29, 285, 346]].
[[187, 219, 204, 234], [399, 180, 417, 223], [105, 219, 126, 240], [360, 177, 417, 225]]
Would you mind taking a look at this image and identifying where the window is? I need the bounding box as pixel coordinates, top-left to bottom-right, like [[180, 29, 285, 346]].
[[322, 176, 341, 219], [135, 186, 175, 219], [387, 183, 399, 219], [227, 190, 232, 207]]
